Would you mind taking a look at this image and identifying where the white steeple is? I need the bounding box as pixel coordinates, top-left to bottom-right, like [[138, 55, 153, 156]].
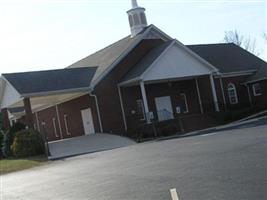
[[127, 0, 148, 37], [131, 0, 138, 8]]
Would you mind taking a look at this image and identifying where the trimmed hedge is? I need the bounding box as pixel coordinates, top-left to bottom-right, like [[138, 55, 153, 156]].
[[11, 129, 45, 158], [2, 122, 25, 157]]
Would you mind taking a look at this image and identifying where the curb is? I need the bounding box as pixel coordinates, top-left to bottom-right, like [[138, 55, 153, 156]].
[[157, 115, 267, 141]]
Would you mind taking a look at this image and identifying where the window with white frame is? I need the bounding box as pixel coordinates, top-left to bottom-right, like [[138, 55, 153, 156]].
[[252, 83, 262, 96], [64, 114, 71, 136], [136, 99, 146, 120], [180, 93, 189, 113], [52, 118, 59, 138], [227, 83, 238, 104]]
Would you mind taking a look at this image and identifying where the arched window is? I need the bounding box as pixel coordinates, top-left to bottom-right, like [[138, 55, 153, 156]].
[[140, 12, 147, 24], [133, 13, 140, 25], [128, 15, 133, 27], [227, 83, 238, 104]]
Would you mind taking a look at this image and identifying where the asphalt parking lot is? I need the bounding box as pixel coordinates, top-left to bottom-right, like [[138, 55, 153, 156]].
[[2, 119, 267, 200]]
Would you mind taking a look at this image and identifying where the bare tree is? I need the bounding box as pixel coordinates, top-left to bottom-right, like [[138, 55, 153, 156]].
[[224, 30, 258, 55]]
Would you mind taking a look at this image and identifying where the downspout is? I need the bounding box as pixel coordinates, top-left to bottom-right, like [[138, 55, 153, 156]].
[[89, 92, 103, 133], [245, 84, 253, 107], [117, 85, 128, 131], [219, 76, 227, 111]]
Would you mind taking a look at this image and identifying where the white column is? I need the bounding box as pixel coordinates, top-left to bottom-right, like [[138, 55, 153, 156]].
[[210, 74, 220, 112], [35, 112, 40, 132], [140, 81, 150, 123], [195, 78, 204, 114], [246, 85, 253, 106], [219, 77, 227, 110], [117, 85, 127, 131], [55, 104, 63, 139], [90, 93, 103, 133]]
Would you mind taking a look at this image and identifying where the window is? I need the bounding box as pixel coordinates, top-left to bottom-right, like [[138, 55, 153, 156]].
[[128, 15, 133, 27], [64, 114, 71, 136], [133, 13, 140, 25], [180, 93, 189, 113], [52, 118, 59, 138], [140, 13, 147, 24], [136, 99, 145, 120], [227, 83, 238, 104], [252, 83, 262, 96]]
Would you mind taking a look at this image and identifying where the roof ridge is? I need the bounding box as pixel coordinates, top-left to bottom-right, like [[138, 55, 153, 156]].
[[186, 42, 234, 46], [2, 66, 96, 75]]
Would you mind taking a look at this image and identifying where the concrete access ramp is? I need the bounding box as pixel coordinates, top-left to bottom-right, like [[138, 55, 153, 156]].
[[48, 133, 136, 160]]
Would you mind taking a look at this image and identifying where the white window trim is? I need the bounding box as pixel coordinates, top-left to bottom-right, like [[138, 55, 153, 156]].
[[180, 93, 189, 113], [64, 114, 71, 136], [252, 83, 262, 96], [227, 83, 238, 105], [136, 99, 146, 121], [52, 118, 59, 138]]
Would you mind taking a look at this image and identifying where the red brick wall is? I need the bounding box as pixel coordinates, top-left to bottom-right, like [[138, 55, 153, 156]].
[[248, 80, 267, 108], [94, 39, 165, 134], [32, 94, 99, 141], [57, 94, 99, 139], [145, 80, 201, 116], [121, 79, 204, 131], [220, 75, 251, 110], [36, 106, 60, 141], [196, 75, 215, 112]]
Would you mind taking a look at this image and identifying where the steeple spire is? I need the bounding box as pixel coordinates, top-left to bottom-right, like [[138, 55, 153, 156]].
[[127, 0, 148, 37], [131, 0, 138, 8]]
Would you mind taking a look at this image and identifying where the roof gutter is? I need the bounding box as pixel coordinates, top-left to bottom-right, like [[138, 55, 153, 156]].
[[243, 77, 267, 85], [21, 87, 92, 98]]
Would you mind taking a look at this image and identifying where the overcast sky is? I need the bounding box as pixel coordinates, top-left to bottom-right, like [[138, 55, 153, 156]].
[[0, 0, 266, 74]]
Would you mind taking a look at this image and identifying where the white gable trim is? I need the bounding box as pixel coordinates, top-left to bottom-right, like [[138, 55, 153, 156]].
[[141, 40, 175, 80], [140, 40, 217, 81], [90, 24, 172, 90], [0, 76, 22, 109]]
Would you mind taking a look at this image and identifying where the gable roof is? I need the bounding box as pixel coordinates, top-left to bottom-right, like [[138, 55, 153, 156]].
[[121, 40, 173, 83], [67, 25, 172, 88], [120, 40, 216, 85], [2, 67, 97, 97], [187, 43, 266, 73], [68, 27, 149, 81]]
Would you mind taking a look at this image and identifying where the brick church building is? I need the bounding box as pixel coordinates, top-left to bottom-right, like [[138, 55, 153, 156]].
[[1, 0, 267, 141]]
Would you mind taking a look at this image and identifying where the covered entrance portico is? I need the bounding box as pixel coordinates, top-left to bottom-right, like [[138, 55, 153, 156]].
[[1, 91, 99, 141], [0, 67, 102, 141], [117, 40, 220, 132], [119, 75, 219, 132]]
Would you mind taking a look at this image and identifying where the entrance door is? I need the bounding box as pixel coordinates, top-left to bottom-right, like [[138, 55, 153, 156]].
[[155, 96, 174, 121], [81, 108, 95, 135]]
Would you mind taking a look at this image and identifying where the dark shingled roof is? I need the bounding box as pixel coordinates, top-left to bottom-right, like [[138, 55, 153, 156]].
[[121, 40, 173, 83], [187, 43, 266, 73], [68, 26, 151, 83], [245, 65, 267, 83], [3, 67, 97, 96]]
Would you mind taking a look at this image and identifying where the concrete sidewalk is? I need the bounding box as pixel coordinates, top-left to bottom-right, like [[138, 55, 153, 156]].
[[48, 133, 136, 160]]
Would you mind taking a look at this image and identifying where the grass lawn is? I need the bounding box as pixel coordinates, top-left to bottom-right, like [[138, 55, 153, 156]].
[[0, 156, 49, 175]]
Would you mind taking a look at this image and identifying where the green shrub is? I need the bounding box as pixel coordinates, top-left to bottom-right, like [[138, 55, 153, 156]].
[[0, 130, 4, 158], [11, 129, 45, 158], [2, 122, 26, 157]]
